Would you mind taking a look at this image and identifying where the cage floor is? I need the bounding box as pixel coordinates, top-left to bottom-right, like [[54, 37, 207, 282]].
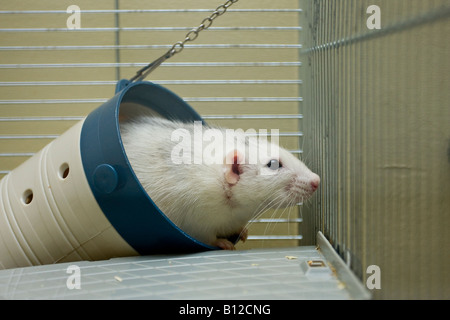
[[0, 245, 366, 300]]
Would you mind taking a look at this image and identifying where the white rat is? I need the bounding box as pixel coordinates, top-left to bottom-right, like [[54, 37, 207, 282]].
[[120, 116, 320, 250]]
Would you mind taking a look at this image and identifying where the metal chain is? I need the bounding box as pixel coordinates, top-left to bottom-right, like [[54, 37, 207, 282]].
[[129, 0, 239, 82]]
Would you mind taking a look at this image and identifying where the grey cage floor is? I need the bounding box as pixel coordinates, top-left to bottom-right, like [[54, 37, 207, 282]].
[[0, 236, 370, 300]]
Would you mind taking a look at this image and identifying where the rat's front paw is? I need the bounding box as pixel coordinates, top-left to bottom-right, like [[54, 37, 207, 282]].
[[213, 238, 236, 250]]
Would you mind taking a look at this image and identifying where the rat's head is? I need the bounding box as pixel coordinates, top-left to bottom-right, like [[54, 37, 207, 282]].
[[222, 138, 320, 216]]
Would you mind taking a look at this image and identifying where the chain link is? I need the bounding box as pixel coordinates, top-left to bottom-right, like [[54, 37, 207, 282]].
[[129, 0, 239, 82]]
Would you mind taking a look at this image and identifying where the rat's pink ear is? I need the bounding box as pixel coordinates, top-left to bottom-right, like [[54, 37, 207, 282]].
[[224, 150, 243, 185]]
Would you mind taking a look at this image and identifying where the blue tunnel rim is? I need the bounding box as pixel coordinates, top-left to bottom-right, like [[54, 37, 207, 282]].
[[80, 80, 218, 254]]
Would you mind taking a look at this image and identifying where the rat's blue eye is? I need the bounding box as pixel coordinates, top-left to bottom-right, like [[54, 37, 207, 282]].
[[267, 159, 282, 170]]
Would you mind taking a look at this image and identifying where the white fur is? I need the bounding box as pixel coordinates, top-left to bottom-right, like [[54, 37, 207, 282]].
[[120, 117, 320, 246]]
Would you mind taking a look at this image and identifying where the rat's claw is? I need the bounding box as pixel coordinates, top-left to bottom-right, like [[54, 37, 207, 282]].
[[239, 227, 249, 243], [214, 238, 236, 250]]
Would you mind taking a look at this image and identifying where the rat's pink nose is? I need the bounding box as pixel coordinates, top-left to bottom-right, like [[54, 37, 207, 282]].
[[310, 176, 320, 192]]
